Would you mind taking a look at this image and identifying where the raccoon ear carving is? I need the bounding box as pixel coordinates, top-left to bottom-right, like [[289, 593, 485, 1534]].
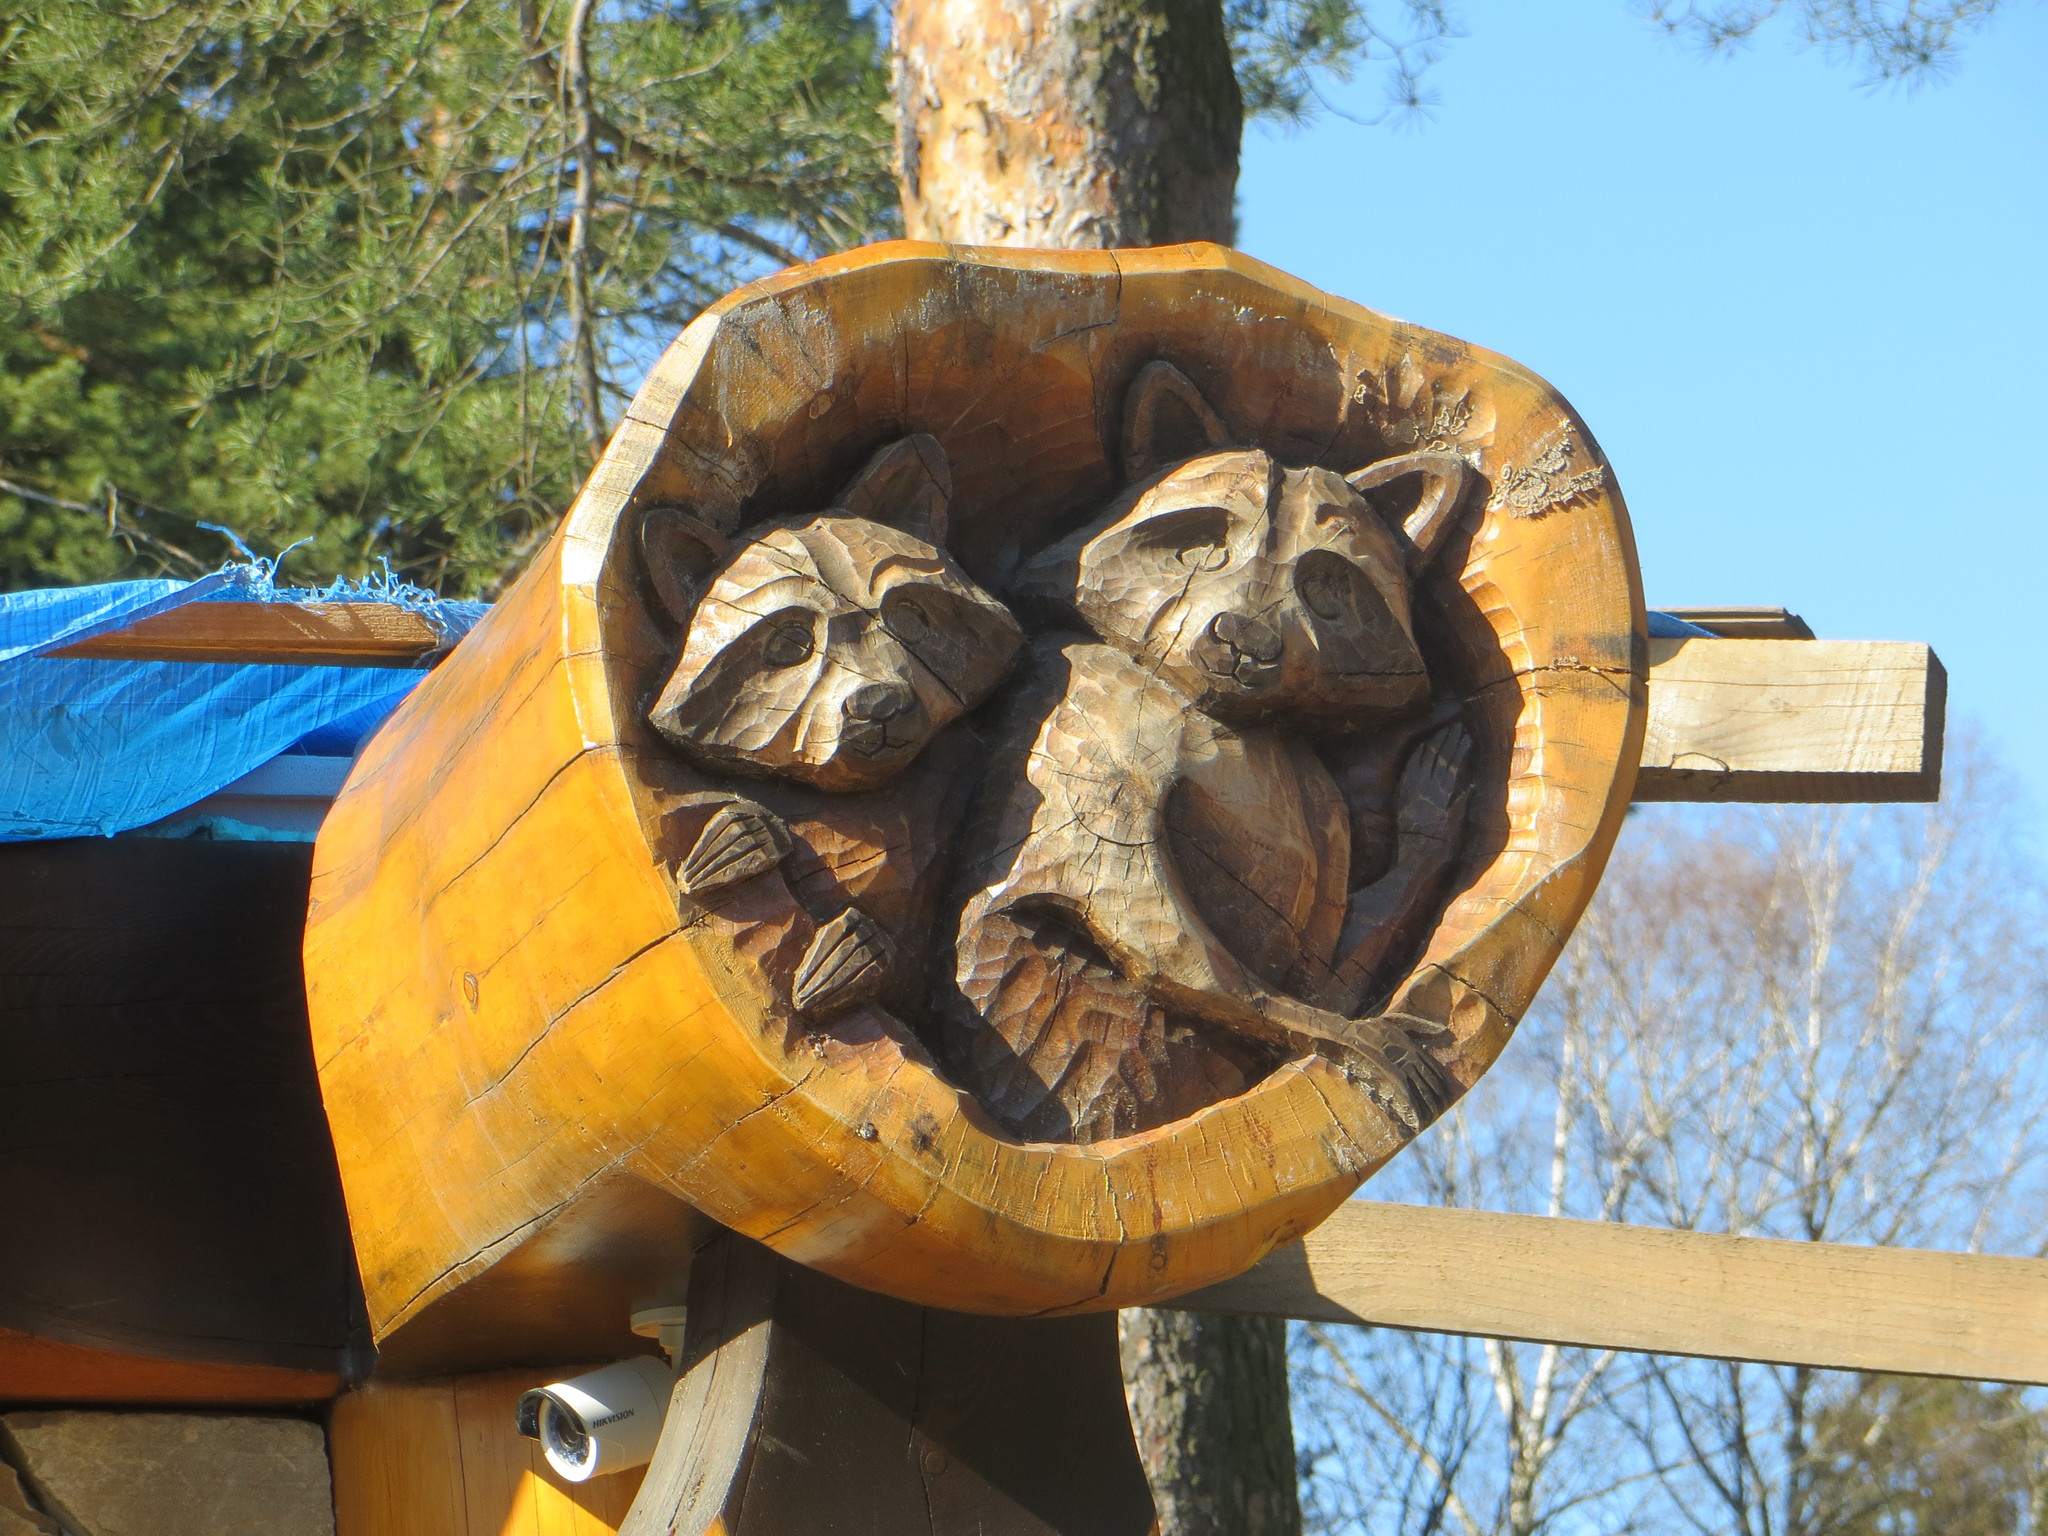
[[1346, 451, 1474, 570], [1121, 360, 1230, 482], [834, 434, 952, 546], [640, 503, 733, 623]]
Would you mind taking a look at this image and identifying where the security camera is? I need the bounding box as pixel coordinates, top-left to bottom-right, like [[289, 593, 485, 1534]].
[[515, 1356, 674, 1482]]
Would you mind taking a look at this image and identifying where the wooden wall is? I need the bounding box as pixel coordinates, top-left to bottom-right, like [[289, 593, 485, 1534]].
[[329, 1370, 644, 1536], [0, 837, 363, 1383]]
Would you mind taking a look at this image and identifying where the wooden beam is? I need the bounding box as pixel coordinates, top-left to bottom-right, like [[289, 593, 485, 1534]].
[[0, 1326, 338, 1407], [52, 605, 1944, 814], [1168, 1201, 2048, 1385], [1637, 637, 1944, 803], [1656, 605, 1814, 640], [44, 601, 441, 667]]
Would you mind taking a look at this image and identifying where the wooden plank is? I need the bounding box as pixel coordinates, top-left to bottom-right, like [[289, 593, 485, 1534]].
[[146, 755, 358, 838], [0, 1327, 338, 1406], [44, 600, 440, 667], [328, 1368, 644, 1536], [1637, 637, 1944, 803], [1656, 604, 1814, 639], [1168, 1201, 2048, 1385]]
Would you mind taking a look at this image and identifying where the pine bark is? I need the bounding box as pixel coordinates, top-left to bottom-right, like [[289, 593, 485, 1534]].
[[888, 5, 1295, 1529], [891, 0, 1242, 246], [1120, 1309, 1303, 1535]]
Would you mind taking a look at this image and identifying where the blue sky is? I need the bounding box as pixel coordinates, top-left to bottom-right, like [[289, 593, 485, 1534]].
[[1237, 1, 2048, 816]]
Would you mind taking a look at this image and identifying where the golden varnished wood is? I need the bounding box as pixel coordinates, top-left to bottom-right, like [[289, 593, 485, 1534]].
[[304, 242, 1646, 1366], [329, 1368, 645, 1536]]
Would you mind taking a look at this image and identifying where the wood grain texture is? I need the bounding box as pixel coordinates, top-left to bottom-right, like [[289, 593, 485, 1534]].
[[0, 1329, 338, 1407], [619, 1232, 1154, 1536], [1172, 1201, 2048, 1384], [305, 242, 1645, 1355], [329, 1368, 644, 1536], [46, 601, 441, 667], [1636, 638, 1944, 803]]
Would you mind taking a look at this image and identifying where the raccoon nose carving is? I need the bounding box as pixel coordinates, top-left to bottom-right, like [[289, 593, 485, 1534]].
[[846, 683, 913, 723], [842, 683, 919, 757], [1197, 610, 1284, 688]]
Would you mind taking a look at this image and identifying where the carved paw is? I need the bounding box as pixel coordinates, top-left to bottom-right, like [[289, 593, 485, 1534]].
[[675, 799, 793, 896], [792, 908, 895, 1016], [1337, 1014, 1457, 1136], [1395, 720, 1472, 850]]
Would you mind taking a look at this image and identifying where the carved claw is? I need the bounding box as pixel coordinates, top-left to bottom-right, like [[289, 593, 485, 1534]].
[[792, 908, 895, 1016], [675, 799, 793, 896], [1396, 720, 1473, 848], [1333, 1014, 1458, 1136]]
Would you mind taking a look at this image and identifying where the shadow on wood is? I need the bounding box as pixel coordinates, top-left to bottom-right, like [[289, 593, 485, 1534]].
[[622, 1232, 1155, 1536], [0, 838, 364, 1391]]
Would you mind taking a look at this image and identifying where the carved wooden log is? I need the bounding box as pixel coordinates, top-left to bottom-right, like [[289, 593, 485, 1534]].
[[304, 242, 1645, 1369]]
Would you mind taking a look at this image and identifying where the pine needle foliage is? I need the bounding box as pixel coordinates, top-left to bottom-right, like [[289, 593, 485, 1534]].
[[1642, 0, 2010, 86], [0, 0, 897, 595], [1804, 1375, 2048, 1536]]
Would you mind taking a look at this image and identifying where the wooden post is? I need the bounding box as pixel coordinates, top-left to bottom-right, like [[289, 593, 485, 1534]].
[[621, 1232, 1155, 1536]]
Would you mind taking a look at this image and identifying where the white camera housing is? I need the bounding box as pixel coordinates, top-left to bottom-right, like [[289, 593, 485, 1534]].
[[515, 1356, 674, 1482]]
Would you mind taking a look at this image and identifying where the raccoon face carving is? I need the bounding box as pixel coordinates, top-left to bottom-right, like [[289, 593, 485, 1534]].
[[1018, 364, 1469, 733], [644, 435, 1024, 793], [941, 362, 1477, 1144]]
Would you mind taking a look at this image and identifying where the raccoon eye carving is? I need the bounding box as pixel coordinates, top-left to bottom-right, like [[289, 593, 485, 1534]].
[[1136, 506, 1231, 571], [1298, 563, 1356, 622], [761, 618, 816, 669], [882, 599, 933, 646]]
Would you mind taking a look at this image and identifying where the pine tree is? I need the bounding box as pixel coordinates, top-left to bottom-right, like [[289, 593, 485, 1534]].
[[0, 0, 898, 594]]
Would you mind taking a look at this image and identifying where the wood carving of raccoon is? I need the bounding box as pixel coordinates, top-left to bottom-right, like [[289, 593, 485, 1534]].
[[936, 363, 1476, 1143], [641, 435, 1023, 1019]]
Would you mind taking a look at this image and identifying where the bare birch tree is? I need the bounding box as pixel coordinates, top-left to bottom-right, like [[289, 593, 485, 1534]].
[[1294, 748, 2048, 1535]]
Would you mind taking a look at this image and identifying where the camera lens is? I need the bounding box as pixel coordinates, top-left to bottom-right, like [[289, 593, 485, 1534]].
[[539, 1398, 593, 1474]]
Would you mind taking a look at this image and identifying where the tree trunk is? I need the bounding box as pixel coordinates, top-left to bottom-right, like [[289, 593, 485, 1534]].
[[1120, 1309, 1303, 1536], [892, 0, 1241, 247], [888, 7, 1295, 1529]]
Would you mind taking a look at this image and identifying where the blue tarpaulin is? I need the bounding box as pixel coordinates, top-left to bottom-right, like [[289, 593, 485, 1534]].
[[0, 569, 487, 842], [3, 573, 1703, 844]]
